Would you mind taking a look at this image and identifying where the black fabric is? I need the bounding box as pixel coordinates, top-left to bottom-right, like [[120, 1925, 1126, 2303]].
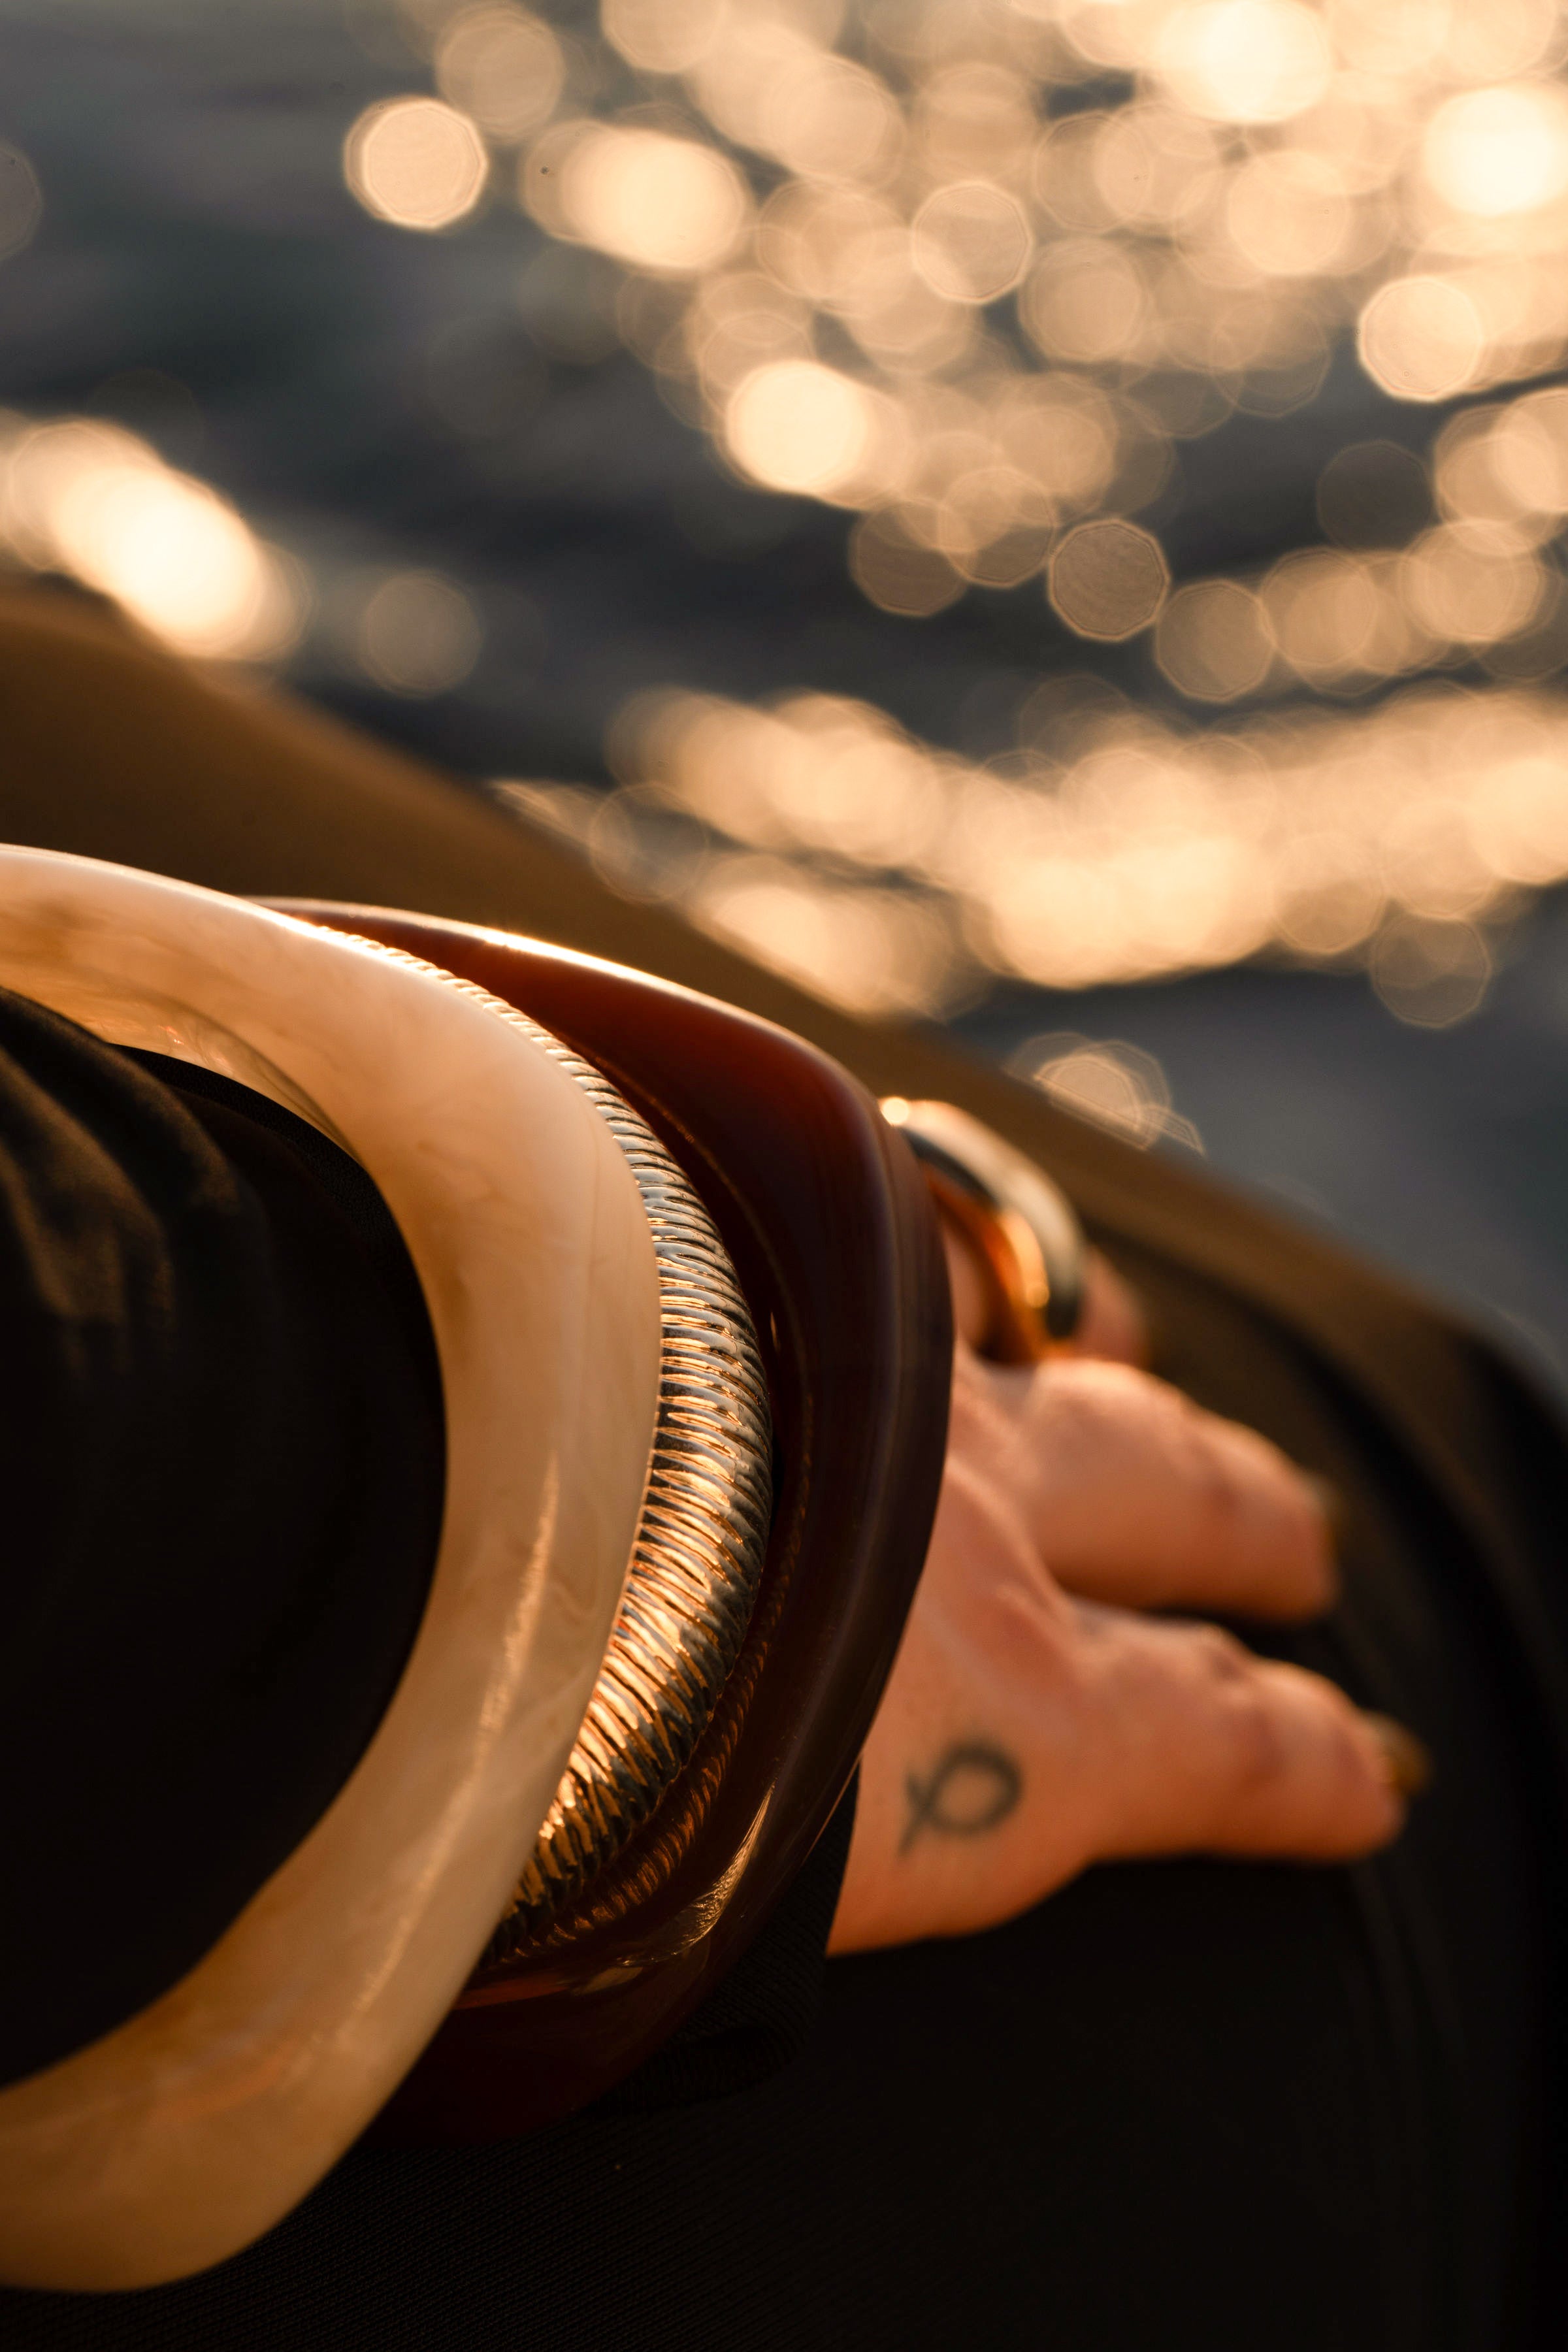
[[123, 1049, 444, 1431], [0, 1003, 444, 2087]]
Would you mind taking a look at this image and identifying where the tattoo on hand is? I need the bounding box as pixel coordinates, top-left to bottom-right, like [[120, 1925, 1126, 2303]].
[[901, 1741, 1022, 1855]]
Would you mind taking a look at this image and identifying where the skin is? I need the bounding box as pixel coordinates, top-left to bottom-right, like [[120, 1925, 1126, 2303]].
[[830, 1234, 1405, 1954]]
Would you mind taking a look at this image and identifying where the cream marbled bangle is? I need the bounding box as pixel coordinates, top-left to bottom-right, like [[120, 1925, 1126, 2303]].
[[0, 850, 662, 2291]]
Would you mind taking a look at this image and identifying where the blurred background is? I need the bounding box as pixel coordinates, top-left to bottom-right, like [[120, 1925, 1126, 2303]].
[[5, 0, 1568, 1373]]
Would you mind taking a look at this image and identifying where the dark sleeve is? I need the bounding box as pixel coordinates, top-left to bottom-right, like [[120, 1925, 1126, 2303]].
[[0, 1005, 445, 2089]]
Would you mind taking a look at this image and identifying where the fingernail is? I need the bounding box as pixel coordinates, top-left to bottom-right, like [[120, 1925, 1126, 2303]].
[[1362, 1712, 1433, 1799], [1303, 1473, 1347, 1546]]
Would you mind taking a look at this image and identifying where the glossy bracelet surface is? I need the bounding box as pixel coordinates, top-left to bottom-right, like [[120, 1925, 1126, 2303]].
[[496, 1000, 774, 1936]]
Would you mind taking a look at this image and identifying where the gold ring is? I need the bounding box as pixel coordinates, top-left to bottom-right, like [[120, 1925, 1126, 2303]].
[[881, 1098, 1086, 1364]]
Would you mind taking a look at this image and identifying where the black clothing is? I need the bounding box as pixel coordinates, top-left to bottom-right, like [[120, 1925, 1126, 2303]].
[[0, 1007, 444, 2087], [1, 589, 1564, 2348]]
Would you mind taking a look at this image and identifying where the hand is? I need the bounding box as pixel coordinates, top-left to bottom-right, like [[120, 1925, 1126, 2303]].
[[830, 1243, 1409, 1954]]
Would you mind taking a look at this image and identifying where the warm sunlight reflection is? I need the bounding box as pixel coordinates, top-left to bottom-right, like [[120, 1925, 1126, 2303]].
[[489, 674, 1568, 1028], [0, 418, 302, 660]]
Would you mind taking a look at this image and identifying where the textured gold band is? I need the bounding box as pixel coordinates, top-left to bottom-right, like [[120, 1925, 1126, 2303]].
[[497, 1019, 772, 1939], [332, 938, 774, 1941]]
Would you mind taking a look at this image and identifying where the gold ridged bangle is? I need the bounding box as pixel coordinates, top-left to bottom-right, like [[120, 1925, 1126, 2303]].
[[497, 1017, 773, 1938], [335, 939, 774, 1941]]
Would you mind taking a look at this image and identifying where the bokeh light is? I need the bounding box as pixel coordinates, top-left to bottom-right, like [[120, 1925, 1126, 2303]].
[[849, 509, 966, 613], [1358, 276, 1485, 402], [601, 0, 729, 76], [314, 0, 1568, 1034], [1155, 581, 1274, 700], [344, 96, 489, 230], [913, 182, 1032, 302], [1371, 914, 1493, 1026], [0, 417, 302, 661], [1225, 152, 1353, 278], [1154, 1, 1333, 125], [534, 673, 1568, 1025], [1422, 83, 1568, 219], [1049, 521, 1169, 640], [355, 570, 483, 694], [531, 124, 749, 273], [1010, 1034, 1204, 1151], [434, 7, 564, 143], [724, 360, 879, 497], [349, 0, 1568, 661], [0, 144, 42, 261]]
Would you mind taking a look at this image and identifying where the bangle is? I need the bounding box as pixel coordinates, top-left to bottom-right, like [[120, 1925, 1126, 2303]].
[[881, 1097, 1086, 1362]]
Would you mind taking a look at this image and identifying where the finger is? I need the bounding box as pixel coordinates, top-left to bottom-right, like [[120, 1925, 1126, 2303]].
[[1077, 1601, 1405, 1863], [958, 1354, 1337, 1620]]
